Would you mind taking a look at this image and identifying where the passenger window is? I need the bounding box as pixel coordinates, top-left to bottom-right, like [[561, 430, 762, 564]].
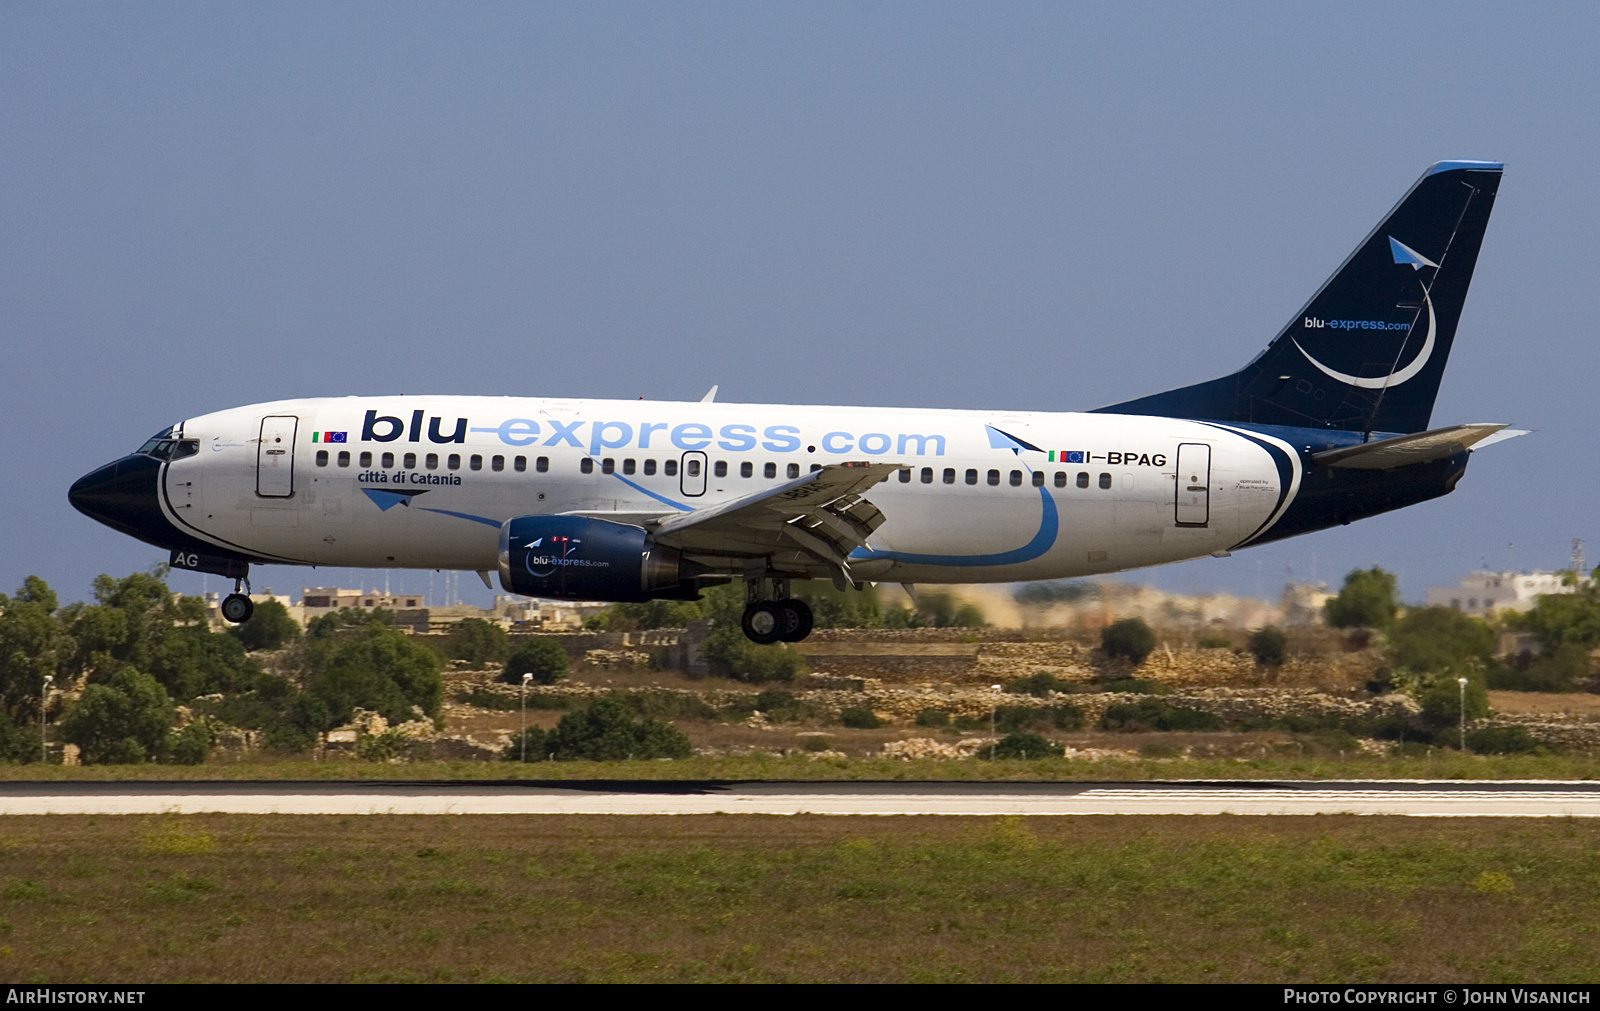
[[942, 468, 955, 484], [665, 459, 679, 477], [687, 460, 701, 477], [601, 458, 614, 474], [515, 456, 527, 473], [714, 461, 727, 478], [581, 458, 594, 474], [644, 459, 657, 476], [425, 453, 438, 470], [965, 469, 978, 485], [1099, 472, 1112, 489], [470, 455, 482, 471], [740, 461, 752, 478], [315, 450, 329, 467], [767, 463, 779, 479], [787, 463, 800, 479], [920, 467, 933, 484], [403, 453, 416, 469], [1054, 471, 1066, 488], [361, 452, 373, 468], [987, 469, 1000, 486], [447, 454, 460, 470], [491, 455, 504, 472], [381, 452, 394, 469], [1032, 471, 1044, 487], [623, 459, 636, 475], [897, 468, 910, 483], [337, 451, 350, 467], [536, 457, 548, 472], [1076, 471, 1089, 488], [811, 464, 822, 473]]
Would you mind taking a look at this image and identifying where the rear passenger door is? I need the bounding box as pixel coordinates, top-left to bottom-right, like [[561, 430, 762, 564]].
[[1174, 443, 1210, 526]]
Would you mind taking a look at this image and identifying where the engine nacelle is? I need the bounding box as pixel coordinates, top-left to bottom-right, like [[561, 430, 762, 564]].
[[497, 515, 688, 602]]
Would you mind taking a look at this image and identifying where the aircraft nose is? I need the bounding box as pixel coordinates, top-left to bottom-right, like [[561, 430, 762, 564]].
[[68, 455, 166, 540]]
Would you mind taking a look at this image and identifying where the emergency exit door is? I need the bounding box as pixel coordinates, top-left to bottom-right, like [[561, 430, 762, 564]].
[[257, 416, 299, 498], [680, 451, 707, 497], [1174, 442, 1210, 526]]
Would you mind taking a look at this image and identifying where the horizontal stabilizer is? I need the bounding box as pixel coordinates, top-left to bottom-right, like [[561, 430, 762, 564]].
[[1311, 423, 1516, 470]]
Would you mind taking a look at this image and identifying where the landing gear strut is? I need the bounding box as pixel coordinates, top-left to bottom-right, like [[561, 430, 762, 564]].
[[740, 576, 813, 645], [220, 571, 254, 625]]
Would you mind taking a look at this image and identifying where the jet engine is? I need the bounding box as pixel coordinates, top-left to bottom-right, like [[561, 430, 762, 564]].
[[497, 515, 693, 602]]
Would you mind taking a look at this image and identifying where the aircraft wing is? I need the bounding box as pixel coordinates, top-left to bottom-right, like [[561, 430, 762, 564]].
[[1311, 423, 1525, 470], [645, 461, 903, 584]]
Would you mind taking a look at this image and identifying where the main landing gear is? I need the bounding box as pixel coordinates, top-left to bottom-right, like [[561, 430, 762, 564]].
[[740, 577, 813, 645], [220, 572, 254, 625]]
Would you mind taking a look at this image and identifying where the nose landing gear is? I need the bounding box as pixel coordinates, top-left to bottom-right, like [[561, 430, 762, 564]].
[[220, 572, 254, 625], [740, 577, 813, 645]]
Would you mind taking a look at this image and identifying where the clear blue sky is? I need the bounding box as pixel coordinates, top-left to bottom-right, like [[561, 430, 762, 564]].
[[4, 2, 1595, 608]]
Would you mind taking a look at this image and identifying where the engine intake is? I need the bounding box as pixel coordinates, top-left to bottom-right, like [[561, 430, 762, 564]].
[[497, 515, 688, 602]]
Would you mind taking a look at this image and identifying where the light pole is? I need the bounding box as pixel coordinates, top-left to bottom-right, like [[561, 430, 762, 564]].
[[40, 675, 52, 764], [1457, 677, 1469, 751], [521, 672, 533, 762]]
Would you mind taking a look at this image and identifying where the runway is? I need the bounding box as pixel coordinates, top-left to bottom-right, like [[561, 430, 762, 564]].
[[2, 780, 1599, 816]]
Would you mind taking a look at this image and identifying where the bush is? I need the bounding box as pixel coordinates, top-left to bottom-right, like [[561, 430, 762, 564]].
[[501, 638, 569, 686], [167, 721, 215, 765], [299, 619, 444, 726], [1249, 626, 1288, 667], [801, 735, 832, 752], [502, 726, 548, 762], [1465, 725, 1540, 755], [58, 668, 175, 765], [533, 698, 692, 761], [914, 709, 950, 728], [444, 619, 510, 666], [1099, 700, 1219, 732], [1197, 635, 1232, 649], [839, 707, 881, 729], [1324, 567, 1399, 629], [1389, 607, 1495, 676], [698, 627, 806, 684], [0, 717, 43, 764], [1100, 618, 1156, 665], [1005, 672, 1070, 697], [986, 732, 1056, 760]]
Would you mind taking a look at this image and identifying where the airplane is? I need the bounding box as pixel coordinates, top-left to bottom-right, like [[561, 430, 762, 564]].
[[70, 160, 1517, 645]]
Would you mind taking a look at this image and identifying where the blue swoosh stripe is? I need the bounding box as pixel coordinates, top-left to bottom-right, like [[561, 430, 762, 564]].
[[417, 507, 503, 528], [850, 486, 1058, 568], [611, 473, 693, 512]]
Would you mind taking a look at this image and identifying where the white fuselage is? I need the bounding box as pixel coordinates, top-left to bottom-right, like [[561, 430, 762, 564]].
[[158, 396, 1298, 585]]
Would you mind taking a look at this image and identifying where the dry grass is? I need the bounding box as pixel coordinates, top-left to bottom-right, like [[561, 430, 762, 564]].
[[0, 814, 1597, 982]]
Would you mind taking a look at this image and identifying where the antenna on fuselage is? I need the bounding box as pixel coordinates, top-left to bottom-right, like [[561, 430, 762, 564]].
[[701, 385, 718, 403]]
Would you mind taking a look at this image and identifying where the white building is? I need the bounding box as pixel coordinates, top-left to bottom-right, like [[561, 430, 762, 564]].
[[1425, 571, 1574, 618]]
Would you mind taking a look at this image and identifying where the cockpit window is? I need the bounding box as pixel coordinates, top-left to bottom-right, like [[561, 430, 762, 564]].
[[136, 426, 177, 457], [171, 440, 199, 460]]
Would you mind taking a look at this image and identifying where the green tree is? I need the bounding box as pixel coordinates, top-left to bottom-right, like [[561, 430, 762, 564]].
[[987, 732, 1056, 759], [230, 598, 301, 652], [501, 638, 570, 685], [444, 618, 510, 665], [1249, 626, 1288, 667], [1389, 606, 1495, 676], [297, 617, 444, 726], [1508, 576, 1600, 652], [58, 668, 175, 764], [1101, 617, 1156, 665], [1324, 567, 1399, 628], [0, 576, 73, 724], [601, 599, 704, 632]]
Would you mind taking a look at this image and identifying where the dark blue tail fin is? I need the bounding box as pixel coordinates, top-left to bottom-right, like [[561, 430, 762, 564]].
[[1094, 161, 1502, 434]]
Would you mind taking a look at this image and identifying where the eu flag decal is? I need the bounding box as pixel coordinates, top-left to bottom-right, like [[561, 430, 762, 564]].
[[313, 432, 348, 443]]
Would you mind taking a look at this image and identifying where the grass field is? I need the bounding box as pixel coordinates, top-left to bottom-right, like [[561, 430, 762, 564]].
[[0, 814, 1596, 982], [3, 751, 1600, 781]]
